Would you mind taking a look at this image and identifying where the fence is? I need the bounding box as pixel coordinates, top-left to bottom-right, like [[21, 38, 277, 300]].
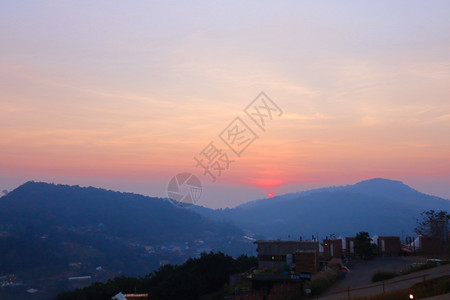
[[320, 268, 450, 299]]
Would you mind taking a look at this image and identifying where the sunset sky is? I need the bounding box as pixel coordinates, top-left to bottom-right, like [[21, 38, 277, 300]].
[[1, 1, 449, 208]]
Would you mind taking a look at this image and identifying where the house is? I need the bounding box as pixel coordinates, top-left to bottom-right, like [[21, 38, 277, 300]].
[[418, 236, 442, 254], [346, 237, 356, 256], [112, 293, 148, 300], [322, 238, 343, 260], [254, 240, 319, 271], [112, 293, 127, 300], [378, 236, 401, 256], [251, 240, 319, 292]]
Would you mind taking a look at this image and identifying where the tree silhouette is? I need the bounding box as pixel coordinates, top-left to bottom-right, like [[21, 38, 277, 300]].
[[56, 252, 257, 300], [415, 210, 449, 249], [354, 232, 376, 259]]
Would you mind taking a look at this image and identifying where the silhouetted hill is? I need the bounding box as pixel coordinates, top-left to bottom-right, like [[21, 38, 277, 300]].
[[192, 178, 450, 239], [0, 182, 250, 299], [1, 181, 241, 244]]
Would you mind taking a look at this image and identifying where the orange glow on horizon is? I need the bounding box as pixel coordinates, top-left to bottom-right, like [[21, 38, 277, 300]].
[[246, 177, 285, 190], [1, 2, 450, 206]]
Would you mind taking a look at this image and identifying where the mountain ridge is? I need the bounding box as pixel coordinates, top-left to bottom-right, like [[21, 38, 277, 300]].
[[236, 178, 448, 210], [191, 178, 450, 239]]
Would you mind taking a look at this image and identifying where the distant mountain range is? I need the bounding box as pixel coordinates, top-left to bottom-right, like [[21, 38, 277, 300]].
[[1, 178, 448, 298], [191, 178, 450, 240]]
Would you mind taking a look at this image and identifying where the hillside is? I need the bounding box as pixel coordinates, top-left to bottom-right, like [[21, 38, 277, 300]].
[[0, 182, 250, 299]]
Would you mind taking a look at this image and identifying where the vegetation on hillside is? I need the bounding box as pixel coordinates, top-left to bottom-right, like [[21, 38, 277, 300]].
[[55, 252, 257, 300], [0, 182, 252, 285]]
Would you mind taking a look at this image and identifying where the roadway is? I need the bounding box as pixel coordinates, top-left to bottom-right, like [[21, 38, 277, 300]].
[[319, 257, 450, 299]]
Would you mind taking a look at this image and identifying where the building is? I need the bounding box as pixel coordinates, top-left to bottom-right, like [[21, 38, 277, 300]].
[[294, 251, 319, 274], [322, 239, 343, 260], [418, 236, 442, 254], [346, 237, 356, 256], [112, 293, 148, 300], [378, 236, 401, 256], [254, 240, 319, 271]]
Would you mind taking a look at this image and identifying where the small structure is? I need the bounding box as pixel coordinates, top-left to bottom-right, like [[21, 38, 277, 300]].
[[26, 288, 38, 294], [68, 276, 92, 281], [378, 236, 401, 256], [322, 239, 343, 260], [112, 293, 127, 300], [112, 293, 148, 300], [122, 294, 148, 300]]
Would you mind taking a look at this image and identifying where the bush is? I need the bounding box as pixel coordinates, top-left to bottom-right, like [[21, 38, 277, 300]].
[[310, 269, 341, 295], [371, 270, 396, 282]]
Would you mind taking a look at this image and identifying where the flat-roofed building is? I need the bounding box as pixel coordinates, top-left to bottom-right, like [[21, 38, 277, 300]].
[[254, 240, 319, 271], [322, 239, 343, 260], [378, 236, 401, 256], [346, 237, 356, 256], [419, 236, 442, 254]]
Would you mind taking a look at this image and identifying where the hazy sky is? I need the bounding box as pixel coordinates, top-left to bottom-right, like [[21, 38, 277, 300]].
[[1, 1, 449, 208]]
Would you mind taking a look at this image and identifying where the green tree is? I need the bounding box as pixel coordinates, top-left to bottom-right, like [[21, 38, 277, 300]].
[[354, 232, 376, 259]]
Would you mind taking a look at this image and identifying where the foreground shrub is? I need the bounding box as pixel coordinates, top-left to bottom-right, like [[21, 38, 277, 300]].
[[310, 269, 341, 295]]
